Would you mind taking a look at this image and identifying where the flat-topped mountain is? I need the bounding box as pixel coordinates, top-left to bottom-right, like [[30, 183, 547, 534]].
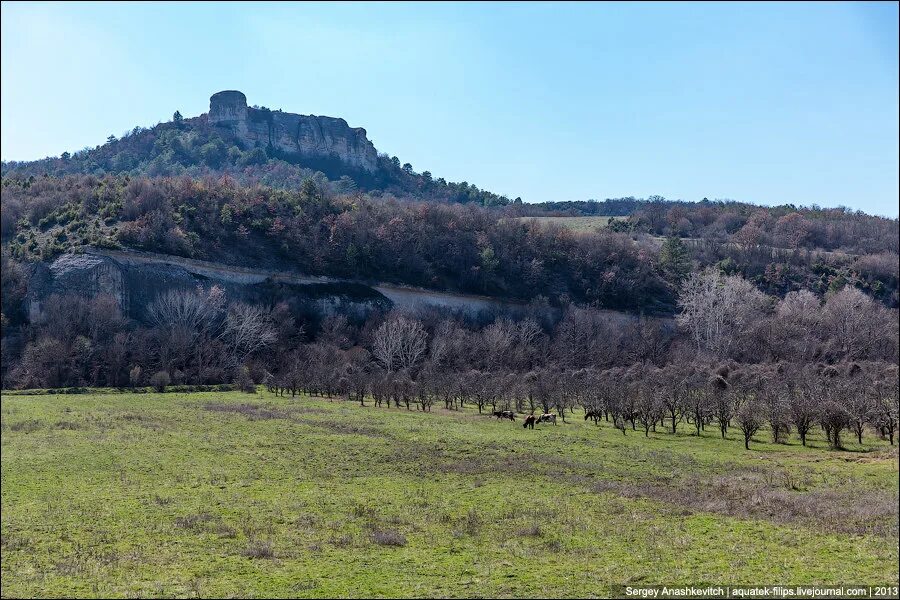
[[207, 90, 378, 172], [0, 90, 511, 206]]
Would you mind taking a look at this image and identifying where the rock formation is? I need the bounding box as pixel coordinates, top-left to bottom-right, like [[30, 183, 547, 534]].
[[26, 249, 513, 323], [27, 250, 391, 323], [208, 90, 378, 172]]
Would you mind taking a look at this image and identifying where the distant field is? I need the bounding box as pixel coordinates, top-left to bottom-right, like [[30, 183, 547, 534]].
[[512, 216, 626, 233], [2, 390, 898, 598]]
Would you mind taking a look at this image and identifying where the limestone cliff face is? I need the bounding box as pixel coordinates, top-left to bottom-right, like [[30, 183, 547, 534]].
[[27, 249, 513, 323], [208, 90, 378, 172], [27, 250, 392, 323], [27, 254, 127, 321]]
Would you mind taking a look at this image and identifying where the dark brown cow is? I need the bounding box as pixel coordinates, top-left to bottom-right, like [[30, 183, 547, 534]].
[[523, 414, 536, 429]]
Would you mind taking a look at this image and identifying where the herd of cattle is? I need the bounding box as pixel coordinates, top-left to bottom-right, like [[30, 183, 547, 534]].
[[492, 410, 557, 428]]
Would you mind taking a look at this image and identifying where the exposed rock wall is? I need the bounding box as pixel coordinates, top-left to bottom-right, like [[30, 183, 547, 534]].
[[208, 90, 378, 172], [93, 249, 515, 315], [27, 253, 128, 321], [26, 249, 518, 324], [27, 251, 392, 323]]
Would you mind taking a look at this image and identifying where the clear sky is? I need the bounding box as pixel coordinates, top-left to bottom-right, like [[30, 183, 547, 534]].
[[2, 2, 898, 216]]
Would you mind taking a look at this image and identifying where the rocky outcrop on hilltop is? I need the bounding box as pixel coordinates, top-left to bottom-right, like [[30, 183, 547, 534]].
[[208, 90, 378, 172]]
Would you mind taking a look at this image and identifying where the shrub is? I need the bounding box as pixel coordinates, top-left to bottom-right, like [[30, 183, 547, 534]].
[[150, 370, 171, 392], [516, 524, 543, 537], [174, 512, 214, 531], [129, 365, 142, 388], [241, 540, 274, 559], [235, 366, 256, 393], [371, 529, 406, 547]]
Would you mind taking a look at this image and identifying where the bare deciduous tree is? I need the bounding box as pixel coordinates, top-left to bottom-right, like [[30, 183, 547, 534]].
[[786, 365, 820, 446], [372, 315, 427, 373], [147, 285, 224, 333], [870, 363, 899, 445], [822, 286, 896, 361], [222, 302, 277, 362], [735, 397, 763, 450], [677, 269, 769, 357]]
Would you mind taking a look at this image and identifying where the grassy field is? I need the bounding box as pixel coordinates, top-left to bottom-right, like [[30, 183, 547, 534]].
[[512, 216, 626, 233], [1, 390, 898, 598]]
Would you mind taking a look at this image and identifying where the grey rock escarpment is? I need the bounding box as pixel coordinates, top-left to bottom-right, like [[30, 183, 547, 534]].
[[27, 251, 390, 323], [208, 90, 378, 172], [27, 253, 127, 320], [26, 249, 516, 324]]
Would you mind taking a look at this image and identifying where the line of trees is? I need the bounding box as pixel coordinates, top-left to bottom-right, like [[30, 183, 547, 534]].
[[271, 354, 897, 450], [261, 276, 897, 450], [3, 263, 896, 450]]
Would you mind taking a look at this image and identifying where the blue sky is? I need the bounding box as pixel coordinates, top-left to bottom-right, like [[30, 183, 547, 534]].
[[2, 2, 898, 216]]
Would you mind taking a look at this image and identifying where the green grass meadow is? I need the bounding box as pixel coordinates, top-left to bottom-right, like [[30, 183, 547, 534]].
[[1, 390, 898, 598]]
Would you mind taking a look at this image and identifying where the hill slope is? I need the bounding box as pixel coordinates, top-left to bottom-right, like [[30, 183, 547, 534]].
[[1, 90, 513, 207]]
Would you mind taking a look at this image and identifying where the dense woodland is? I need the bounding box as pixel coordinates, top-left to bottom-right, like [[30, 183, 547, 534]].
[[1, 112, 898, 450], [2, 173, 898, 309], [0, 174, 671, 310]]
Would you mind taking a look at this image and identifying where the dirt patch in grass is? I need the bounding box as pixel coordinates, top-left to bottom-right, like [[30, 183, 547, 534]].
[[116, 412, 167, 430], [505, 449, 899, 537], [174, 512, 217, 531], [304, 419, 387, 438], [837, 447, 900, 464], [395, 439, 899, 538], [118, 412, 153, 422], [516, 524, 543, 538], [554, 453, 894, 536], [0, 533, 34, 553], [588, 471, 898, 538], [287, 406, 330, 415], [7, 420, 42, 433], [201, 403, 290, 420]]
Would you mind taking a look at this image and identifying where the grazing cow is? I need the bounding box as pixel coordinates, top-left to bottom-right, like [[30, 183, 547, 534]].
[[523, 414, 536, 429], [537, 413, 557, 425], [584, 410, 602, 425], [493, 410, 515, 421]]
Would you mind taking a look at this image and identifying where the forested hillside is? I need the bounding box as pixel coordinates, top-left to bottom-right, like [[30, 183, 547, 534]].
[[0, 174, 668, 310], [1, 107, 897, 406], [2, 172, 897, 310], [1, 114, 513, 207]]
